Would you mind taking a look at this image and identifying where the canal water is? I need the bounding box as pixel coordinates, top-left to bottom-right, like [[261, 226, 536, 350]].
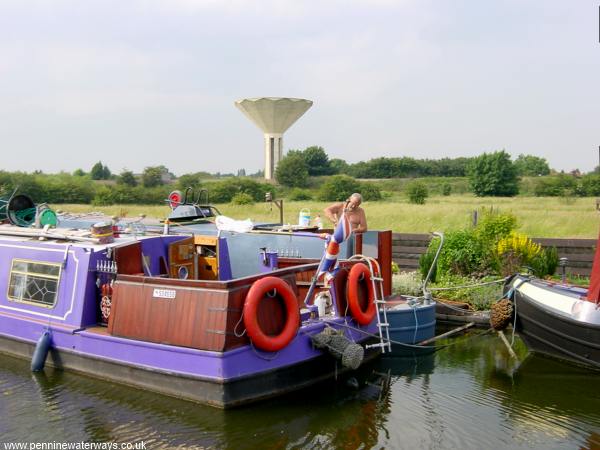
[[1, 331, 599, 449]]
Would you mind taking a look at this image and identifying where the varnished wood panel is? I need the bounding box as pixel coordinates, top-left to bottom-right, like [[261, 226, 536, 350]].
[[109, 272, 300, 352], [114, 242, 143, 275], [378, 230, 393, 297]]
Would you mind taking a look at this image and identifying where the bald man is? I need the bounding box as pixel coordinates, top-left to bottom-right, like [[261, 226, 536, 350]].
[[324, 193, 368, 234]]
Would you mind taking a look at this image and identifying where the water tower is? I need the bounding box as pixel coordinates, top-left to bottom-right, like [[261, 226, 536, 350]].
[[235, 97, 313, 180]]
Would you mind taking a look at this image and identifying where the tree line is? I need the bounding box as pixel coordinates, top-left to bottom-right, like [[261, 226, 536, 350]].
[[0, 150, 598, 206], [274, 146, 558, 186]]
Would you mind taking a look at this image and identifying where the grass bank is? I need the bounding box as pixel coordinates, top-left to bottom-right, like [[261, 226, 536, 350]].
[[54, 194, 600, 238]]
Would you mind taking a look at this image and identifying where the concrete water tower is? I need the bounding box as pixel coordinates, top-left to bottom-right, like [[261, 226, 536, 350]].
[[235, 97, 313, 180]]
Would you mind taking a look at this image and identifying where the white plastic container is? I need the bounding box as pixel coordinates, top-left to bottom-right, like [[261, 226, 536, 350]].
[[298, 208, 310, 227]]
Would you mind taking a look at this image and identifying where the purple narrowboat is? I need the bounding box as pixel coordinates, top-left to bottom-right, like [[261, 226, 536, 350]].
[[0, 218, 394, 408]]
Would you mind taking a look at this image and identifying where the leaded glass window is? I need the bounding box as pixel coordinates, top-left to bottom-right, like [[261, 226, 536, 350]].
[[7, 259, 61, 307]]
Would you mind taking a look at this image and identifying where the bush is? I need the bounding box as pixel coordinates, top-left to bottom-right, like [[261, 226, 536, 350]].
[[420, 210, 518, 280], [495, 233, 557, 278], [441, 183, 452, 196], [476, 209, 517, 243], [496, 232, 543, 276], [468, 150, 519, 196], [210, 178, 272, 203], [231, 192, 254, 205], [430, 274, 503, 311], [535, 246, 559, 277], [317, 175, 360, 201], [579, 174, 600, 196], [91, 186, 114, 206], [533, 174, 577, 197], [359, 182, 382, 201], [406, 181, 428, 204], [392, 271, 422, 297], [275, 153, 309, 187], [288, 188, 313, 201], [419, 242, 438, 282]]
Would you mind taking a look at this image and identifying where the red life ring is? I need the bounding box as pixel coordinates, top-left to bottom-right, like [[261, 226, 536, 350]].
[[346, 263, 376, 325], [243, 277, 300, 352]]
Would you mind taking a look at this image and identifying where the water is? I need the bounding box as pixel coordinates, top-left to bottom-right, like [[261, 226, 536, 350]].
[[1, 332, 599, 449]]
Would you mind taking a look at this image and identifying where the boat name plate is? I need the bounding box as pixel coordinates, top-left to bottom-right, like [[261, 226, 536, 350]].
[[152, 288, 177, 299]]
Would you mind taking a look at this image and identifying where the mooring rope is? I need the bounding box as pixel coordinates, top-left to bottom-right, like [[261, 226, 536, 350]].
[[331, 320, 492, 351]]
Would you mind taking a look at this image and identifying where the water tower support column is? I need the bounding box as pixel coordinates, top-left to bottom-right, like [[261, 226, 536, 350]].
[[264, 133, 283, 179]]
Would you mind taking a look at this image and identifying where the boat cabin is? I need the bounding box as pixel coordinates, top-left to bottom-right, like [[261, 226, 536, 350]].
[[0, 225, 392, 354]]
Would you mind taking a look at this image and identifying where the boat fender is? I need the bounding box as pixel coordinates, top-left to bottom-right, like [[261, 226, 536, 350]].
[[243, 277, 300, 352], [490, 298, 513, 331], [311, 328, 364, 370], [346, 263, 376, 325], [31, 330, 52, 372]]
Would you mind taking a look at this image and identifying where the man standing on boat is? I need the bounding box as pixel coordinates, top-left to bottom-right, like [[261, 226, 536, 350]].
[[324, 193, 368, 234]]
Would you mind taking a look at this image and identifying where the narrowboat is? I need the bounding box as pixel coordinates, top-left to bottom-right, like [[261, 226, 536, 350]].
[[505, 228, 600, 370], [0, 193, 402, 408]]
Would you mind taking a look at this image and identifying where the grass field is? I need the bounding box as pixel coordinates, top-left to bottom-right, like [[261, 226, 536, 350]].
[[54, 195, 600, 238]]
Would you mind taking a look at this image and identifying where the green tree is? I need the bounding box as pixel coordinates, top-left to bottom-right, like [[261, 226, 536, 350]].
[[117, 170, 137, 187], [275, 153, 309, 187], [90, 161, 106, 180], [329, 158, 350, 175], [72, 168, 86, 177], [141, 166, 164, 188], [302, 146, 333, 176], [102, 164, 112, 179], [468, 150, 519, 196], [177, 173, 203, 190], [514, 154, 551, 176]]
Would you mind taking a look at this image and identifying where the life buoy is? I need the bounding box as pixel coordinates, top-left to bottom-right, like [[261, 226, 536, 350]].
[[243, 277, 300, 352], [346, 263, 376, 325]]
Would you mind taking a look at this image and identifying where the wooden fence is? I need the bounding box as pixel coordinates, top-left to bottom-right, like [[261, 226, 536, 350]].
[[392, 233, 597, 277]]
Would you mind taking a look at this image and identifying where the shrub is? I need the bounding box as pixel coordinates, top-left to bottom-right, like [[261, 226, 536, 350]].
[[496, 232, 542, 276], [358, 182, 382, 201], [419, 241, 439, 282], [392, 271, 422, 297], [231, 192, 254, 205], [288, 188, 313, 201], [441, 183, 452, 196], [468, 150, 519, 196], [533, 174, 577, 197], [430, 274, 502, 311], [476, 209, 517, 243], [92, 186, 114, 206], [579, 174, 600, 196], [420, 210, 517, 280], [210, 178, 272, 203], [406, 181, 428, 204], [275, 153, 309, 187], [317, 175, 360, 201], [391, 261, 399, 275]]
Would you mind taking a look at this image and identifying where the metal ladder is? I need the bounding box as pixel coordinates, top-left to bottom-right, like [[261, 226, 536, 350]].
[[349, 255, 392, 354]]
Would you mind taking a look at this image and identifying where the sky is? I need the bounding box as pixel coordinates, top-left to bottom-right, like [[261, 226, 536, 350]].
[[0, 0, 598, 175]]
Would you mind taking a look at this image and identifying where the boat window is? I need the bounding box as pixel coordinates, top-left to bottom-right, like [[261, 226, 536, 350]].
[[7, 259, 62, 308]]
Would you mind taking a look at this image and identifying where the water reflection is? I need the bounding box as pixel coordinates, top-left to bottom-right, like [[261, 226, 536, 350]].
[[1, 332, 600, 449]]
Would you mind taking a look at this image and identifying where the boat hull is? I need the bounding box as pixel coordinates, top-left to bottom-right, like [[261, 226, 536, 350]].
[[511, 277, 600, 371], [0, 331, 380, 409]]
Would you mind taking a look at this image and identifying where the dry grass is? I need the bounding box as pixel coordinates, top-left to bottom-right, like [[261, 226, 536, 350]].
[[54, 195, 600, 238]]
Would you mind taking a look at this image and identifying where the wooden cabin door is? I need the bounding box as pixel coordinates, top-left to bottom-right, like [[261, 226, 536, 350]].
[[168, 237, 197, 280]]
